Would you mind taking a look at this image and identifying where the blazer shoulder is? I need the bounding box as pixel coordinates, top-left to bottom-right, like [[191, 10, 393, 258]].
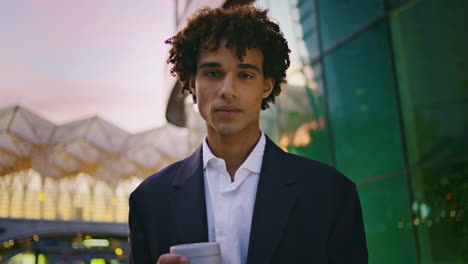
[[130, 158, 185, 200], [283, 151, 355, 188]]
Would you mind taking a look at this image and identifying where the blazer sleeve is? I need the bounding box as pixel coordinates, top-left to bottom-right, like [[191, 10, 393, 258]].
[[328, 182, 368, 264], [128, 192, 153, 264]]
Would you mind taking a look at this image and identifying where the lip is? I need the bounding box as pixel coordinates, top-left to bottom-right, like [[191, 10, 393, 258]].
[[214, 105, 241, 118], [216, 105, 241, 111]]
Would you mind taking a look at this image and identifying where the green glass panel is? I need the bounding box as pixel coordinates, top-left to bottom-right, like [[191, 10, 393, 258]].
[[260, 0, 326, 156], [390, 0, 468, 167], [410, 159, 468, 263], [317, 0, 385, 49], [257, 0, 309, 62], [357, 174, 417, 264], [278, 62, 331, 164], [324, 21, 405, 180], [296, 0, 320, 59], [388, 0, 411, 9]]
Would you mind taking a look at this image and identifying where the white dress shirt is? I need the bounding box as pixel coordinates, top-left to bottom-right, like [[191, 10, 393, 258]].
[[202, 132, 266, 264]]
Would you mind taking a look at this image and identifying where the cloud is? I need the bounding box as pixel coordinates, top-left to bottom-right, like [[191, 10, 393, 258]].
[[1, 74, 166, 132], [2, 0, 173, 51], [0, 0, 174, 132]]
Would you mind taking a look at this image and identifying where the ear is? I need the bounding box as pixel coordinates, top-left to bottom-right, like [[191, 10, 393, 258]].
[[262, 78, 275, 99], [189, 76, 196, 95]]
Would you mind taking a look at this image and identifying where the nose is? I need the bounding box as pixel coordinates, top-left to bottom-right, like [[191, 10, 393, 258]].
[[219, 74, 237, 99]]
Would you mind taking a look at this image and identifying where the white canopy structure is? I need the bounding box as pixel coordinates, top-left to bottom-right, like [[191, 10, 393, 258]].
[[0, 105, 190, 222]]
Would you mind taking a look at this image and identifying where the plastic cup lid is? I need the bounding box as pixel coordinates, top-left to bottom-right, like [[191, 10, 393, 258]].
[[170, 242, 220, 258]]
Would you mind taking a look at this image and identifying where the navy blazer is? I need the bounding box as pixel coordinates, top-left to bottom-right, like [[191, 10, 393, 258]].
[[128, 136, 368, 264]]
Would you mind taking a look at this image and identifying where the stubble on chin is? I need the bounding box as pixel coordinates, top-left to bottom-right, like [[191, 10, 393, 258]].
[[207, 122, 240, 137]]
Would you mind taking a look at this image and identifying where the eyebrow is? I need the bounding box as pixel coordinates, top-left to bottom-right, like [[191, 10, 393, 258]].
[[198, 62, 261, 73], [238, 63, 261, 73], [199, 62, 221, 69]]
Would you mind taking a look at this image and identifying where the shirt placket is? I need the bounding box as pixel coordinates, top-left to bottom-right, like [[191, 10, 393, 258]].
[[214, 160, 232, 263]]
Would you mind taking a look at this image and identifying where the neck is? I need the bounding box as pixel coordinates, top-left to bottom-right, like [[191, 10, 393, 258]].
[[206, 129, 261, 181]]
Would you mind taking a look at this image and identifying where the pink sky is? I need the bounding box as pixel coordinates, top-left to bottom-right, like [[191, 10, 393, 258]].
[[0, 0, 175, 132]]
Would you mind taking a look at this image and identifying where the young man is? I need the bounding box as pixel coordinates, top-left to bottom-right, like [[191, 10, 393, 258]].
[[129, 5, 368, 264]]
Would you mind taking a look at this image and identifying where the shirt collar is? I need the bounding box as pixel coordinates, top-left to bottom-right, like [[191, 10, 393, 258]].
[[202, 132, 266, 174]]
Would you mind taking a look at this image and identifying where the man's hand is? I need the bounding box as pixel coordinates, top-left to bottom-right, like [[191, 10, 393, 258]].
[[157, 254, 189, 264]]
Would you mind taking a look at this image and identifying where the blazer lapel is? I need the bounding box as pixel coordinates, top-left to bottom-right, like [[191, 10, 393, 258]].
[[247, 136, 298, 264], [170, 146, 208, 245]]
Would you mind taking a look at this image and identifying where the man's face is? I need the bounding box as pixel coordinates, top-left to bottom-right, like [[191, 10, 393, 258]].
[[190, 39, 273, 137]]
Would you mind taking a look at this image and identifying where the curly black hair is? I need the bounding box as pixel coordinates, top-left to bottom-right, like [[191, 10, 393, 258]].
[[166, 5, 291, 110]]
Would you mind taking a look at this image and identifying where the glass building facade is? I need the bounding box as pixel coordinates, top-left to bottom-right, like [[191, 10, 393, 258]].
[[252, 0, 467, 263], [177, 0, 467, 263]]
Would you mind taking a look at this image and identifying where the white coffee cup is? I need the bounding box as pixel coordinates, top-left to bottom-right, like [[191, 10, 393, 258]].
[[170, 242, 221, 264]]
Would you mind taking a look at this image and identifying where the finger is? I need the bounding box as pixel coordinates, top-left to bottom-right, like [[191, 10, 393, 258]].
[[157, 253, 189, 264]]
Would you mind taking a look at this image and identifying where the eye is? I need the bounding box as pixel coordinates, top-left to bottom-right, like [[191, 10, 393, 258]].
[[205, 71, 221, 77], [239, 72, 254, 79]]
